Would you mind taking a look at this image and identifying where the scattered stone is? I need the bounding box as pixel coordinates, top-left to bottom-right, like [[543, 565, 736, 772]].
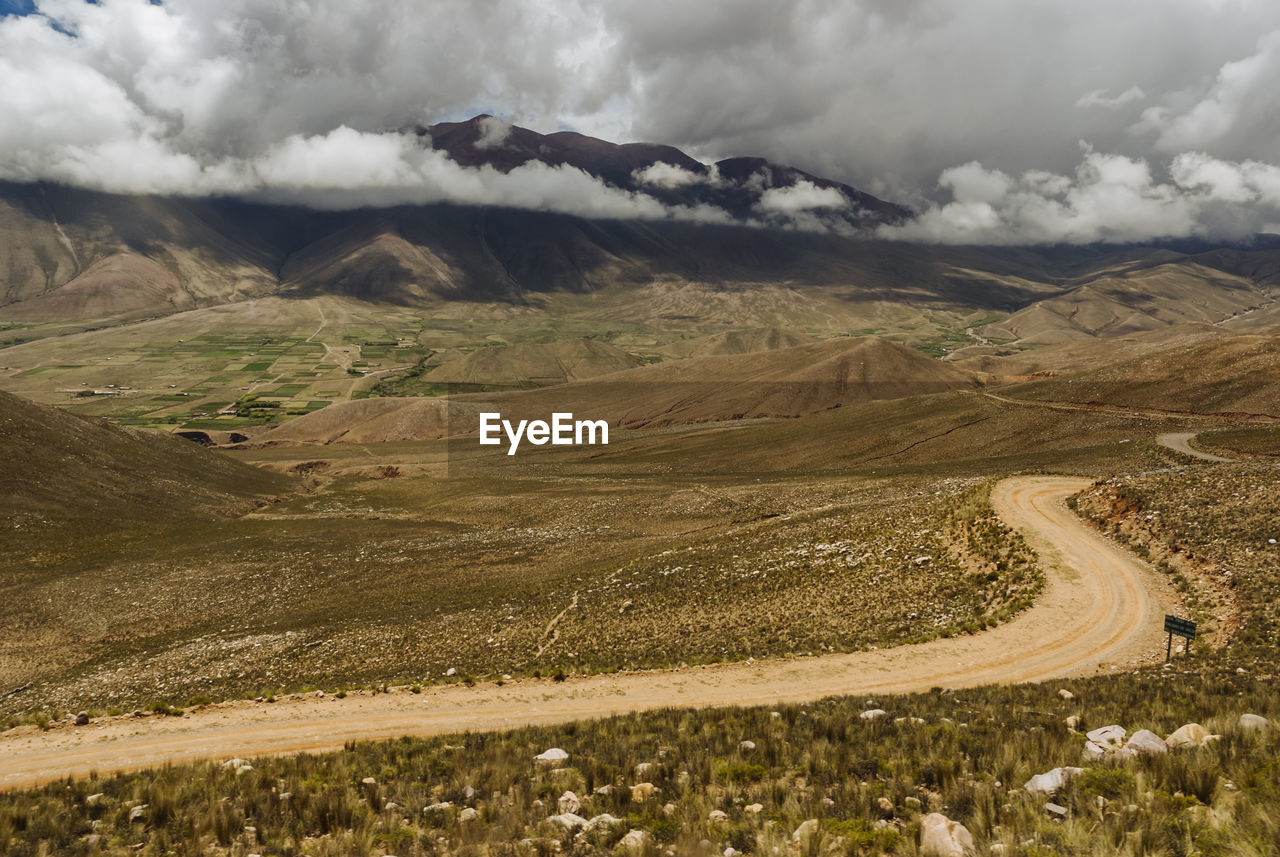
[[594, 784, 614, 796], [1120, 729, 1168, 757], [75, 711, 90, 726], [128, 805, 147, 823], [792, 819, 821, 849], [1064, 715, 1080, 731], [860, 708, 887, 720], [630, 782, 656, 802], [738, 739, 756, 752], [459, 807, 478, 822], [535, 748, 570, 764], [1057, 689, 1074, 701], [1024, 767, 1082, 796], [1166, 723, 1216, 749], [425, 801, 454, 812], [584, 813, 623, 833], [745, 803, 764, 814], [877, 796, 895, 816], [558, 791, 581, 814], [708, 809, 728, 826], [361, 777, 377, 786], [236, 764, 253, 776], [919, 812, 974, 857], [86, 793, 104, 806], [1082, 741, 1107, 762], [904, 796, 922, 810], [1045, 803, 1069, 819], [221, 758, 248, 769], [547, 812, 586, 830], [384, 801, 398, 812], [1086, 724, 1127, 747], [618, 828, 652, 856], [1240, 713, 1270, 730], [635, 762, 657, 778], [445, 668, 457, 677]]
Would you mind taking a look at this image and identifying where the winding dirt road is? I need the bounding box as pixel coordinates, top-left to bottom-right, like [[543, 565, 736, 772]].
[[1156, 432, 1235, 462], [0, 477, 1177, 791]]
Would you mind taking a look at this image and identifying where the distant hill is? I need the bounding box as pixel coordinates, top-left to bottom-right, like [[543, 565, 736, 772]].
[[999, 334, 1280, 416], [658, 327, 811, 358], [1, 390, 288, 536], [256, 336, 980, 445]]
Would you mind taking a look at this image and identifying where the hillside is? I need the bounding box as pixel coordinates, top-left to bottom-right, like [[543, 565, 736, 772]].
[[999, 334, 1280, 416], [421, 339, 642, 386], [256, 336, 979, 445], [0, 389, 288, 537]]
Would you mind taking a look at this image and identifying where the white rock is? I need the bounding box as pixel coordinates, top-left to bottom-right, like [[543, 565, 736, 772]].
[[221, 758, 249, 769], [128, 805, 147, 822], [1166, 723, 1214, 749], [1045, 802, 1068, 818], [445, 668, 457, 677], [558, 791, 580, 814], [547, 812, 586, 830], [1085, 725, 1127, 748], [424, 801, 454, 813], [634, 762, 657, 777], [584, 813, 623, 832], [1082, 741, 1107, 762], [1058, 689, 1074, 701], [235, 764, 254, 776], [738, 740, 756, 752], [1024, 767, 1082, 796], [618, 828, 652, 856], [459, 807, 478, 822], [919, 812, 974, 857], [745, 803, 764, 814], [792, 819, 821, 848], [1122, 729, 1168, 756], [535, 748, 569, 763], [361, 777, 377, 786], [1064, 715, 1080, 731], [860, 708, 888, 720], [708, 809, 729, 826], [1240, 713, 1271, 730], [86, 793, 104, 806]]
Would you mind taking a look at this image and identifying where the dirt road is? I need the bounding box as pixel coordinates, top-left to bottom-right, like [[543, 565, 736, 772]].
[[0, 476, 1177, 791], [1156, 432, 1235, 462]]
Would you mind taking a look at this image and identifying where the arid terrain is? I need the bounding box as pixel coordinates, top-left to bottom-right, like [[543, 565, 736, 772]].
[[2, 121, 1280, 857]]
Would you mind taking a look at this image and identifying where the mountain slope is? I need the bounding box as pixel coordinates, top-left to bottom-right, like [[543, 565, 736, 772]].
[[1, 389, 288, 536]]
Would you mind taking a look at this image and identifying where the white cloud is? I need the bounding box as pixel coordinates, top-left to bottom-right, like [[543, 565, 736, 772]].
[[756, 180, 847, 213], [880, 150, 1280, 245], [1075, 85, 1145, 110], [633, 161, 705, 188]]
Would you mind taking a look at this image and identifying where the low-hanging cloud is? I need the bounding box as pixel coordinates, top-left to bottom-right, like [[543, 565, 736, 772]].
[[4, 0, 1280, 243]]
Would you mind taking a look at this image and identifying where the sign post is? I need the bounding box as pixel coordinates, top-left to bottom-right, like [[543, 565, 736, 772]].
[[1164, 615, 1196, 661]]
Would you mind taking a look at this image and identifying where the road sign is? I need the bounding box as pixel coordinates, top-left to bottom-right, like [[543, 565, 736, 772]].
[[1164, 615, 1196, 661]]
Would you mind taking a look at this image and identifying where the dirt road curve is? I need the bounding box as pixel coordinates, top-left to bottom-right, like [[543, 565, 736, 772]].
[[0, 477, 1177, 791], [1156, 432, 1235, 462]]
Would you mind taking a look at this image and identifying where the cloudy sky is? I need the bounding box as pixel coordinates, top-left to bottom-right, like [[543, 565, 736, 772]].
[[3, 0, 1280, 243]]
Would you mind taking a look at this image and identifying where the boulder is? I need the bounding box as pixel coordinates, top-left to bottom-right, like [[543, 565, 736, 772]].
[[1024, 767, 1082, 796], [1045, 802, 1069, 818], [1121, 729, 1168, 757], [617, 828, 652, 856], [635, 762, 657, 778], [75, 711, 90, 726], [1082, 741, 1107, 762], [459, 807, 478, 822], [708, 809, 729, 826], [1239, 713, 1270, 730], [792, 819, 821, 850], [1085, 725, 1126, 748], [1064, 715, 1080, 731], [919, 813, 974, 857], [558, 791, 581, 815], [630, 782, 656, 802], [361, 777, 377, 786], [536, 748, 570, 764], [877, 796, 895, 816], [584, 814, 623, 833], [1057, 689, 1074, 701], [745, 803, 764, 814], [860, 708, 888, 720], [1165, 723, 1214, 749], [738, 740, 756, 752], [547, 812, 586, 830], [128, 805, 147, 823]]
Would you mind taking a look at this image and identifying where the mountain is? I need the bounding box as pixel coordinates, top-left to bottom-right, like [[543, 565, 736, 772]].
[[420, 115, 911, 224]]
